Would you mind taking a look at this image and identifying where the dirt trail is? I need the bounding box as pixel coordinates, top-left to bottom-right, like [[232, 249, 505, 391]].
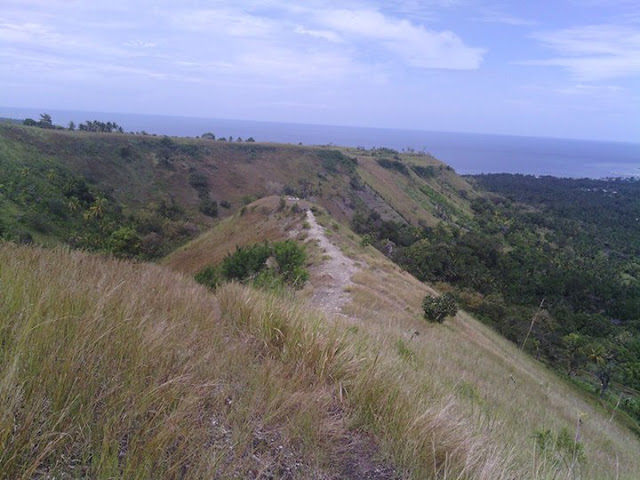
[[305, 209, 359, 318]]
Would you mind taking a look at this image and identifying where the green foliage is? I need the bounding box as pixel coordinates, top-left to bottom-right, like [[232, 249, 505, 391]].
[[374, 147, 398, 155], [534, 426, 585, 474], [199, 198, 218, 217], [159, 135, 176, 149], [395, 338, 415, 362], [221, 243, 272, 281], [412, 165, 437, 179], [422, 293, 458, 323], [317, 149, 357, 173], [350, 208, 421, 249], [273, 240, 307, 278], [241, 194, 259, 205], [196, 241, 309, 291], [77, 120, 123, 133], [109, 226, 142, 258], [360, 233, 373, 247], [377, 158, 409, 175], [194, 265, 223, 289]]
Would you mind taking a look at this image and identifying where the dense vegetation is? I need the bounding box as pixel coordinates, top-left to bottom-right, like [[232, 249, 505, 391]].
[[0, 139, 197, 259], [195, 240, 309, 291], [355, 174, 640, 425]]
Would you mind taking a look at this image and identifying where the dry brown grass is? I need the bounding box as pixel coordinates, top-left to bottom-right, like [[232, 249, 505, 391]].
[[354, 152, 475, 228], [4, 197, 640, 479], [162, 196, 310, 275], [324, 225, 640, 479], [0, 243, 359, 478]]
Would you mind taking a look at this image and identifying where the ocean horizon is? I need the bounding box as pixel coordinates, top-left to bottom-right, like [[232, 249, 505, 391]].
[[2, 106, 639, 180]]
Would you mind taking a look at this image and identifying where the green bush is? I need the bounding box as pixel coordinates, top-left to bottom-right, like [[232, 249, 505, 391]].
[[199, 199, 218, 217], [188, 172, 209, 192], [196, 240, 309, 291], [412, 165, 436, 179], [274, 240, 306, 277], [194, 265, 223, 289], [109, 226, 142, 258], [221, 243, 271, 281], [422, 293, 458, 323], [377, 158, 409, 175], [534, 426, 585, 472]]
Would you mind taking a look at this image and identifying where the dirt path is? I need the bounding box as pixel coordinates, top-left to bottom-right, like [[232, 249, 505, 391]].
[[301, 209, 401, 479], [305, 209, 359, 318]]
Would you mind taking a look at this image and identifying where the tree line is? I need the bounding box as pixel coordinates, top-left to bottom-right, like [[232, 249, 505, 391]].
[[23, 113, 124, 133], [353, 173, 640, 425]]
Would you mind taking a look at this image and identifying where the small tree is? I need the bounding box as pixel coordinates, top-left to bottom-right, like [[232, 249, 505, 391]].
[[422, 293, 457, 323], [39, 113, 53, 128]]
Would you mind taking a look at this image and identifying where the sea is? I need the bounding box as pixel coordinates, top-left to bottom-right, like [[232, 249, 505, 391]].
[[2, 107, 639, 179]]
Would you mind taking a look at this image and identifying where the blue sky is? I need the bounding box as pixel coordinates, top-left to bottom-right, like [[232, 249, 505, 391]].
[[1, 0, 639, 142]]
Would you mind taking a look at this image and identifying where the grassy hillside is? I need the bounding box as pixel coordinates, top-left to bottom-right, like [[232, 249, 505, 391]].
[[3, 214, 640, 478], [0, 124, 473, 255], [164, 197, 640, 478], [3, 122, 640, 478]]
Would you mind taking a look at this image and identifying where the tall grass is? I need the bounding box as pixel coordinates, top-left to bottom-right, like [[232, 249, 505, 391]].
[[0, 244, 341, 478], [3, 242, 640, 478]]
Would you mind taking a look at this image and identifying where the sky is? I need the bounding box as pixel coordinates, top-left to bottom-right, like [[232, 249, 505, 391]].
[[1, 0, 639, 142]]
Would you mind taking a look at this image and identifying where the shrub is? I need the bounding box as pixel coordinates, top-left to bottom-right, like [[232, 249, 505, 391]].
[[377, 158, 409, 175], [534, 426, 585, 473], [199, 199, 218, 217], [422, 293, 458, 323], [273, 240, 306, 279], [221, 243, 271, 281], [109, 226, 142, 258], [412, 165, 436, 179], [197, 241, 309, 291], [189, 172, 209, 198], [317, 149, 357, 173], [194, 265, 223, 289]]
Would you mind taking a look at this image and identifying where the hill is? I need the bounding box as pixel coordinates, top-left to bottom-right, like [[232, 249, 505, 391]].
[[3, 121, 640, 477], [3, 203, 640, 478], [164, 195, 640, 478], [0, 123, 472, 255]]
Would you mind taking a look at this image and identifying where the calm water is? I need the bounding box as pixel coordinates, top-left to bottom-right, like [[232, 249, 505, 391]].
[[2, 107, 639, 179]]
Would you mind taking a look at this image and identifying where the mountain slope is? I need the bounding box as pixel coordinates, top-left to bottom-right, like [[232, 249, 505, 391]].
[[3, 122, 640, 477], [0, 124, 474, 252], [162, 196, 640, 479]]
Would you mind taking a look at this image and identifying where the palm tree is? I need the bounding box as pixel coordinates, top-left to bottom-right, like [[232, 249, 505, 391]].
[[84, 196, 108, 220]]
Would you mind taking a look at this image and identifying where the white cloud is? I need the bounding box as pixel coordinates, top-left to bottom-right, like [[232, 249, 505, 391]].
[[315, 8, 485, 69], [171, 8, 274, 37], [122, 40, 157, 49], [523, 25, 640, 80], [554, 83, 623, 95], [473, 13, 536, 26], [294, 25, 342, 43]]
